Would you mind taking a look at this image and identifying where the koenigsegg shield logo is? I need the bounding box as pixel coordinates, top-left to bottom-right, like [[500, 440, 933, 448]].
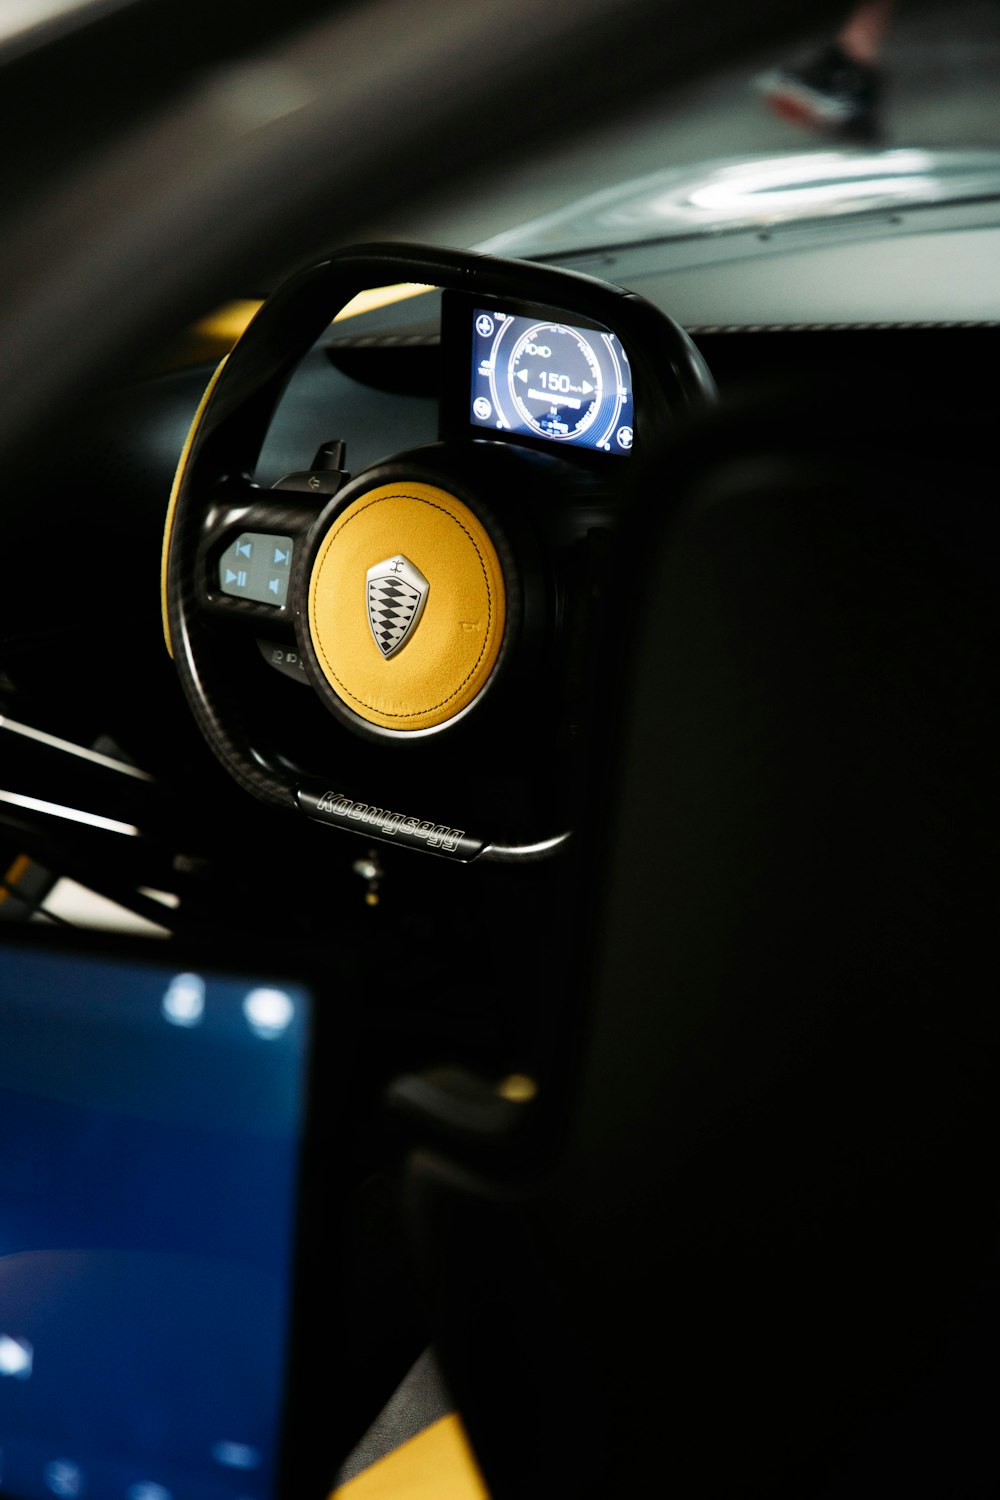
[[366, 555, 429, 659]]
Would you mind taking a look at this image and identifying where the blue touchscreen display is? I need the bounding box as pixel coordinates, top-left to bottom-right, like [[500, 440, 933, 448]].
[[469, 307, 635, 455], [0, 945, 310, 1500]]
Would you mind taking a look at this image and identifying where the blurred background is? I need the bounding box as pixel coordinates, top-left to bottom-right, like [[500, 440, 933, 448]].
[[370, 0, 1000, 248]]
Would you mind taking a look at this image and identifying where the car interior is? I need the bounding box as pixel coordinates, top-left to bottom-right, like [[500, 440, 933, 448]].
[[0, 2, 997, 1498]]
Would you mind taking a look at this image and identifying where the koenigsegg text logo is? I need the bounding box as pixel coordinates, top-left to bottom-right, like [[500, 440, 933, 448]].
[[315, 792, 464, 853], [366, 554, 429, 659]]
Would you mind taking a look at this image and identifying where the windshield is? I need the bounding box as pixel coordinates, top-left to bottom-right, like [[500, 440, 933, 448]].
[[365, 1, 1000, 254]]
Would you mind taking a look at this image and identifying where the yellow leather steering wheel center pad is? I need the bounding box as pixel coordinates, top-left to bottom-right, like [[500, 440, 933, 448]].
[[307, 482, 507, 731]]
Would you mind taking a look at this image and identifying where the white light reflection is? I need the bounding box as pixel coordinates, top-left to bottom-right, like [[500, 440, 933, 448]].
[[0, 1335, 32, 1379], [0, 790, 139, 836], [43, 1459, 84, 1498], [211, 1440, 261, 1470], [0, 1, 101, 48], [161, 973, 205, 1028], [687, 154, 939, 217], [126, 1484, 173, 1500], [242, 988, 294, 1040]]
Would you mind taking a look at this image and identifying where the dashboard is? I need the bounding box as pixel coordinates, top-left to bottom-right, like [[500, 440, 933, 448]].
[[33, 209, 994, 874]]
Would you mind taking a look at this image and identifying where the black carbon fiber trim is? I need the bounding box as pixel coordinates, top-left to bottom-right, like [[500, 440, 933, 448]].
[[686, 320, 1000, 334], [327, 319, 1000, 342]]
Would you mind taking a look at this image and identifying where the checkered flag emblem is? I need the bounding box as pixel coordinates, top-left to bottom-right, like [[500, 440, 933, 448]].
[[366, 555, 429, 659]]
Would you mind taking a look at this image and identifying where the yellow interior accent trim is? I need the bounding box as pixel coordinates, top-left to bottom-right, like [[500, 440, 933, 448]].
[[308, 483, 506, 732], [497, 1073, 539, 1103], [160, 353, 230, 657], [331, 1414, 489, 1500], [335, 283, 431, 322], [0, 853, 31, 906], [169, 282, 431, 370], [179, 299, 264, 365]]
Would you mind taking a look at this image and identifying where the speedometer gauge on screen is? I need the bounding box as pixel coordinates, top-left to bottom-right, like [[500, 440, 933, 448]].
[[470, 308, 635, 456]]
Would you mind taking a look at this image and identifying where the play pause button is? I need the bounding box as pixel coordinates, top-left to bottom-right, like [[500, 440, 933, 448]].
[[218, 533, 294, 606]]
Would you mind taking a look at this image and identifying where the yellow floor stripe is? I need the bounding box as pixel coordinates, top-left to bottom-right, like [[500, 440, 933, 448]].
[[330, 1414, 489, 1500]]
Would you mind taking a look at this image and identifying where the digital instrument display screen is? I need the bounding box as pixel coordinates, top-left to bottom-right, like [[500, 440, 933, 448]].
[[0, 943, 311, 1500], [469, 307, 635, 456]]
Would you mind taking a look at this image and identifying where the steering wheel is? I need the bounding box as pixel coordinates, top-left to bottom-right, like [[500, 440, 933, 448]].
[[162, 242, 716, 863]]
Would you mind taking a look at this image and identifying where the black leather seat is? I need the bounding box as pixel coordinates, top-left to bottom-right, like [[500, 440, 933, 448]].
[[391, 383, 1000, 1499]]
